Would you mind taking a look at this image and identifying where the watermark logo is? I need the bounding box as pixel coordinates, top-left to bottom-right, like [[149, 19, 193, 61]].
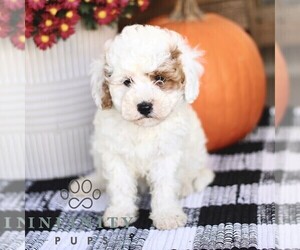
[[60, 179, 101, 209]]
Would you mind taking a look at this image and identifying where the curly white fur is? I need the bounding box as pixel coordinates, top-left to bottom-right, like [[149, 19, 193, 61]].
[[75, 25, 214, 230]]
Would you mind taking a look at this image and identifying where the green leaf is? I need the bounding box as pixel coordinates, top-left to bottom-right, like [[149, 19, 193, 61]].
[[82, 17, 98, 30], [79, 2, 93, 15]]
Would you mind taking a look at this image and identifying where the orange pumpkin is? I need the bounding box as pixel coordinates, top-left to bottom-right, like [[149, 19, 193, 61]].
[[149, 0, 266, 151], [275, 44, 289, 126]]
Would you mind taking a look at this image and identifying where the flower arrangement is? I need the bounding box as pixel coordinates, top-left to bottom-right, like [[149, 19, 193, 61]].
[[0, 0, 150, 50], [0, 0, 25, 49]]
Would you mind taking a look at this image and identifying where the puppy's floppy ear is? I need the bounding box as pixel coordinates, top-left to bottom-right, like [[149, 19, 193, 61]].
[[179, 40, 204, 104], [90, 56, 112, 109]]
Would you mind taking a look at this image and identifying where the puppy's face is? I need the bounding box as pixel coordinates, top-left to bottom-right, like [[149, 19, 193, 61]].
[[108, 48, 185, 126], [91, 25, 203, 127]]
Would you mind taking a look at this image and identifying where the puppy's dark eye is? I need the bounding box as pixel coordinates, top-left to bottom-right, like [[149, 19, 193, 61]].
[[123, 78, 132, 87], [154, 75, 165, 85]]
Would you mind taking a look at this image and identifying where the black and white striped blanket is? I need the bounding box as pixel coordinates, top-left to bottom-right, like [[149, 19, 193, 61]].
[[1, 107, 299, 249]]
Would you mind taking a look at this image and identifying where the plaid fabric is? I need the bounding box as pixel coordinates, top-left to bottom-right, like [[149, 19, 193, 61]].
[[1, 107, 299, 249]]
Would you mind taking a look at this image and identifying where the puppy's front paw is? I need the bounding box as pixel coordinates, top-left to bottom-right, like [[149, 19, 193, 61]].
[[103, 206, 138, 228], [178, 182, 194, 198], [194, 168, 215, 193], [151, 208, 187, 230]]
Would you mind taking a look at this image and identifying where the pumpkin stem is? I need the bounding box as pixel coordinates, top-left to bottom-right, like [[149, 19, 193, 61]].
[[170, 0, 204, 21]]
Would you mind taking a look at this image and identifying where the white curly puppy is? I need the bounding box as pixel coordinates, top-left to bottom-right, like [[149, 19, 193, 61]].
[[78, 25, 214, 230]]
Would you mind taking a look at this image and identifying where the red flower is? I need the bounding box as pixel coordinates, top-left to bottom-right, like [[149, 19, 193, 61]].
[[82, 0, 95, 3], [58, 20, 75, 39], [25, 6, 34, 22], [0, 21, 10, 38], [45, 4, 61, 16], [0, 6, 10, 22], [104, 0, 118, 7], [17, 16, 25, 33], [11, 31, 25, 50], [3, 0, 24, 10], [39, 13, 58, 33], [64, 9, 80, 25], [94, 0, 119, 6], [137, 0, 149, 11], [94, 0, 105, 4], [34, 33, 56, 50], [94, 6, 119, 25], [27, 0, 46, 11], [25, 22, 34, 38], [120, 0, 129, 8], [62, 0, 80, 9]]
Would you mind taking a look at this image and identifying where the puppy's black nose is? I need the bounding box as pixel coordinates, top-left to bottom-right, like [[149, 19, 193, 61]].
[[137, 101, 153, 116]]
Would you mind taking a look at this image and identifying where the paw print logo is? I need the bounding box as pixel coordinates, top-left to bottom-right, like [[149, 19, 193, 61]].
[[60, 179, 101, 209]]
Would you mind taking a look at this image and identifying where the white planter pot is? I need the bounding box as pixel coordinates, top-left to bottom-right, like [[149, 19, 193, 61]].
[[0, 24, 117, 180], [0, 38, 25, 180]]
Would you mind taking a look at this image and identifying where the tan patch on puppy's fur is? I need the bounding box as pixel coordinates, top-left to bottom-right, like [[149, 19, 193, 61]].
[[101, 66, 113, 109], [149, 47, 185, 91], [170, 47, 181, 60], [101, 81, 113, 109]]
